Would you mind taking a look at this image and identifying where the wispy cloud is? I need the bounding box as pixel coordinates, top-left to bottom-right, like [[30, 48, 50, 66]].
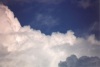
[[88, 21, 100, 40], [71, 0, 99, 9], [77, 0, 91, 9], [89, 22, 100, 32], [31, 14, 59, 27]]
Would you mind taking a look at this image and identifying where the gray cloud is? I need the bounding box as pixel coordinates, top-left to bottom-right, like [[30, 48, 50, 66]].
[[0, 4, 100, 67], [59, 55, 100, 67]]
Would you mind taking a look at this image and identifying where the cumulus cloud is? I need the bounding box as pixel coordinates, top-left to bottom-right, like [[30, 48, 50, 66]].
[[0, 4, 100, 67], [59, 55, 100, 67]]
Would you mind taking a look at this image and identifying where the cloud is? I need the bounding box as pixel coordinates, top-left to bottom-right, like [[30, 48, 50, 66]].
[[89, 22, 100, 40], [31, 14, 59, 28], [77, 0, 91, 9], [89, 22, 100, 32], [59, 55, 100, 67], [0, 4, 100, 67], [71, 0, 99, 9]]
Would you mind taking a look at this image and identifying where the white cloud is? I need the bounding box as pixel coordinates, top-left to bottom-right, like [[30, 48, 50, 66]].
[[0, 4, 100, 67]]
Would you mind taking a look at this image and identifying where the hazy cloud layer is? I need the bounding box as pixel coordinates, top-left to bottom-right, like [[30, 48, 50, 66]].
[[59, 55, 100, 67], [0, 5, 100, 67]]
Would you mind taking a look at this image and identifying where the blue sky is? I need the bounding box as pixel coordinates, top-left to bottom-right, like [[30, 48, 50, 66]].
[[1, 0, 100, 38]]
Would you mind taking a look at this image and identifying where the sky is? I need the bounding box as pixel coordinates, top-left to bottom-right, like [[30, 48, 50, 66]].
[[0, 0, 100, 67], [1, 0, 100, 38]]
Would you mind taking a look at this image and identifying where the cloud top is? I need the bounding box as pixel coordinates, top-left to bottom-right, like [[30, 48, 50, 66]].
[[0, 4, 21, 33]]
